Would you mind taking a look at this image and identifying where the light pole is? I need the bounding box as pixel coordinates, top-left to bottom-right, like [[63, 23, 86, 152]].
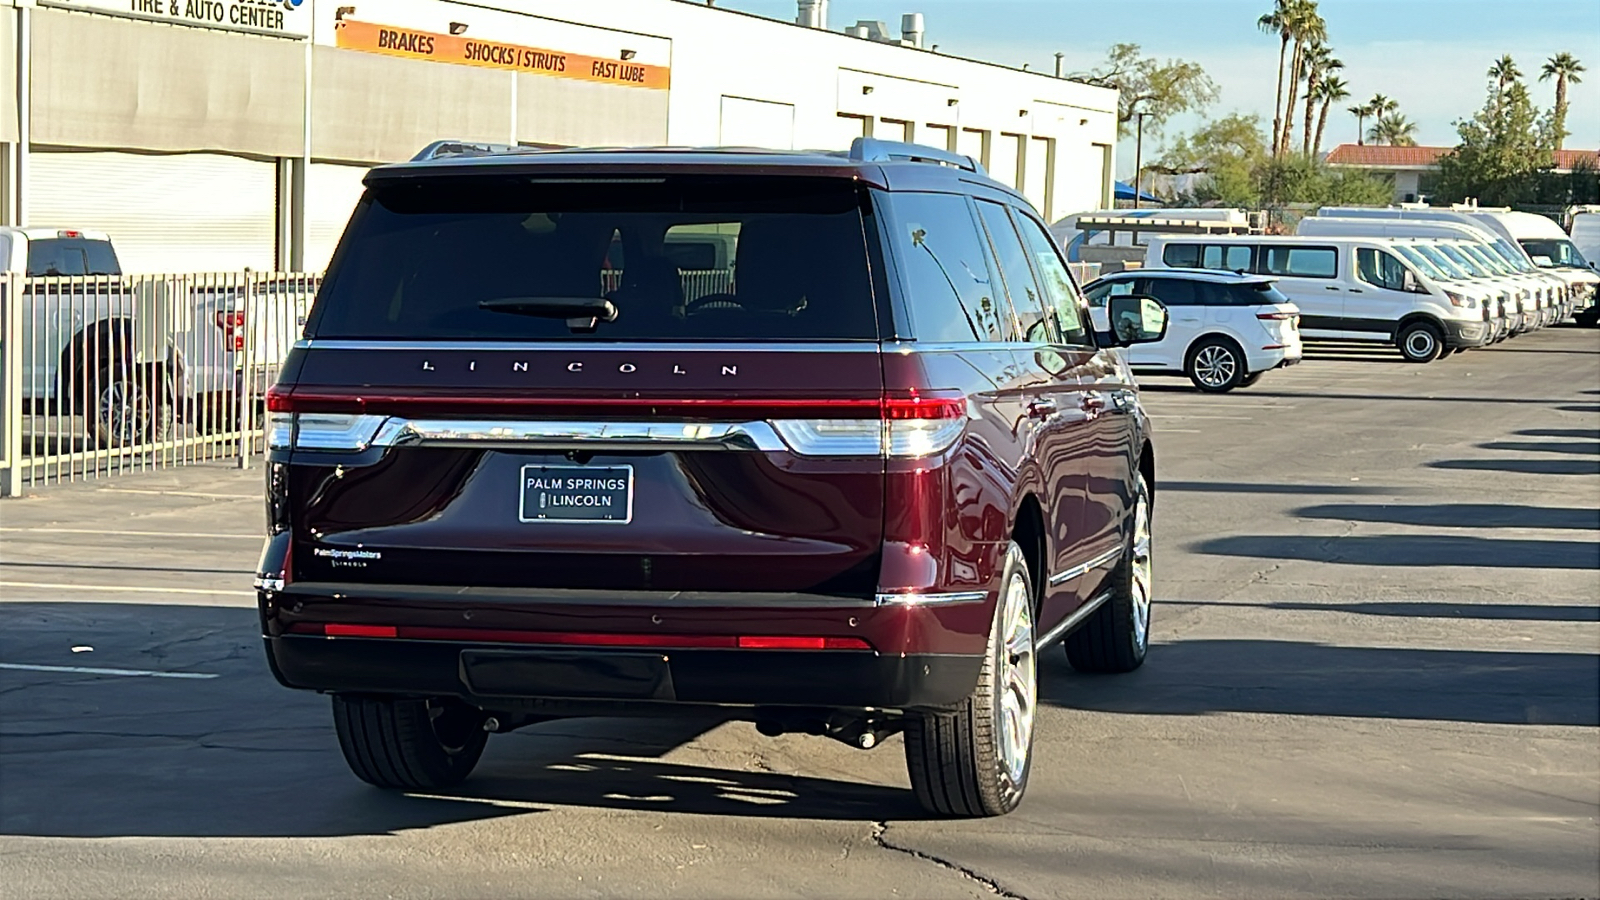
[[1133, 111, 1151, 209]]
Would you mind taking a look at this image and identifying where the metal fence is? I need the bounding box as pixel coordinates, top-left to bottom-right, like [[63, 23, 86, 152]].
[[0, 271, 319, 496]]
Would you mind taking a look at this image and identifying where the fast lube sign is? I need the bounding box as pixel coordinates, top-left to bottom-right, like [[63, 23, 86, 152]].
[[60, 0, 311, 36]]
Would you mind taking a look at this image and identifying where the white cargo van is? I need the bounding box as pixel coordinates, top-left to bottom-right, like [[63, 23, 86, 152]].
[[1318, 206, 1598, 324], [1145, 234, 1495, 362], [1296, 217, 1561, 327]]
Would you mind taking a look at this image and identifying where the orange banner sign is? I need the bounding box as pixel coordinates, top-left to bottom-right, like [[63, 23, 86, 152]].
[[334, 19, 670, 90]]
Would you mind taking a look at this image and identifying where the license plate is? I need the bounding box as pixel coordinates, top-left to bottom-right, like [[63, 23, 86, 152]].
[[519, 465, 633, 524]]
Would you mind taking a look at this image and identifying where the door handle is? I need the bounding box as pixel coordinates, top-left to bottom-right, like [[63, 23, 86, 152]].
[[1324, 285, 1341, 290], [1348, 288, 1364, 293], [1027, 399, 1058, 419]]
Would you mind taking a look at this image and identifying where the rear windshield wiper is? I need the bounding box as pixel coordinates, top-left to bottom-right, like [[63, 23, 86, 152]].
[[479, 297, 618, 332]]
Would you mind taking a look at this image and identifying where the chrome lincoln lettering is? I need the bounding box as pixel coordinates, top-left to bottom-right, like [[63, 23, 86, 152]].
[[468, 361, 477, 371], [673, 365, 687, 375], [421, 360, 435, 371], [513, 361, 528, 372], [619, 363, 637, 374], [567, 362, 583, 372], [722, 365, 738, 376]]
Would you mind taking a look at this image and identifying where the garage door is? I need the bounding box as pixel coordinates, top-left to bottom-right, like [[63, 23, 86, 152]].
[[304, 163, 372, 273], [30, 150, 276, 274]]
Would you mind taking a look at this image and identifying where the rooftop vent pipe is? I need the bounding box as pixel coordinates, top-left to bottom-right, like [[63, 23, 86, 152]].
[[796, 0, 827, 28], [900, 13, 924, 48]]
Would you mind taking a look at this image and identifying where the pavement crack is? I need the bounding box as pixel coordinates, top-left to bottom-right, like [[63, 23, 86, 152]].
[[870, 821, 1027, 899]]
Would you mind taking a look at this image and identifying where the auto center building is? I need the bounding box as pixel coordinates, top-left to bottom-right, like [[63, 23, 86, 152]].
[[0, 0, 1118, 274]]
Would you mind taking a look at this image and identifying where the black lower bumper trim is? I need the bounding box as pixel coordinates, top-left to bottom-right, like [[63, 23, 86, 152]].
[[266, 635, 983, 711]]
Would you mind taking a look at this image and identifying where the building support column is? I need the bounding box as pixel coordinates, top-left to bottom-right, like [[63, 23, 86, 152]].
[[3, 1, 31, 229]]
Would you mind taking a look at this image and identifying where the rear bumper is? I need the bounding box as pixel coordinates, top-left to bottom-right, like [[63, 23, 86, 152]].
[[264, 633, 983, 711]]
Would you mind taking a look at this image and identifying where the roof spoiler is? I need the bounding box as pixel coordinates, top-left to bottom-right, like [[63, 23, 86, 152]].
[[849, 137, 986, 176], [411, 140, 522, 162]]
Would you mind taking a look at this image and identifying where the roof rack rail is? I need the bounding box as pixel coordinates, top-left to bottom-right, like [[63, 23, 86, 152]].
[[849, 137, 986, 175], [411, 140, 522, 162]]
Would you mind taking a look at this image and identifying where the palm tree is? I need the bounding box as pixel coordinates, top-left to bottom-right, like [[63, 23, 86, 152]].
[[1348, 101, 1372, 145], [1540, 52, 1586, 149], [1258, 1, 1295, 161], [1488, 54, 1523, 109], [1368, 113, 1417, 147], [1313, 75, 1350, 158], [1300, 43, 1343, 156], [1277, 1, 1325, 156]]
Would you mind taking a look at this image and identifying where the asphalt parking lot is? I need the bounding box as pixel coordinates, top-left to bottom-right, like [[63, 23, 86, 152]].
[[1, 329, 1596, 900]]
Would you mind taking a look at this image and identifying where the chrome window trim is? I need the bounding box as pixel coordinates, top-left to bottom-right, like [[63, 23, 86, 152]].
[[295, 340, 883, 353], [370, 418, 789, 452], [874, 590, 990, 606], [1047, 545, 1123, 586]]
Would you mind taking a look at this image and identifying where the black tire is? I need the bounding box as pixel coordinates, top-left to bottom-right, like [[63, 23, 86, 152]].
[[1185, 337, 1246, 393], [332, 694, 488, 790], [1239, 371, 1266, 388], [1576, 307, 1600, 328], [89, 362, 172, 449], [1396, 321, 1445, 363], [904, 542, 1036, 818], [1065, 474, 1153, 674]]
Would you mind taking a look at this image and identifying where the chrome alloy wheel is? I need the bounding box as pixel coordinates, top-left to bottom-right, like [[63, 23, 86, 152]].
[[1130, 484, 1153, 650], [1192, 344, 1238, 388], [997, 568, 1036, 784]]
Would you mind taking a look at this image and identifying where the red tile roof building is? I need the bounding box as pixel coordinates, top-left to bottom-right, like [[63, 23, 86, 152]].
[[1324, 144, 1599, 201]]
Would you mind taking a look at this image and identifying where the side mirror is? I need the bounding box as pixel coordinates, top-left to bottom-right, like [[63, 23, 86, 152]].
[[1402, 270, 1420, 293], [1106, 294, 1169, 346]]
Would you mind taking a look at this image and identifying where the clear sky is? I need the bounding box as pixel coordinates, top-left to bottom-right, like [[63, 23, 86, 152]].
[[713, 0, 1600, 177]]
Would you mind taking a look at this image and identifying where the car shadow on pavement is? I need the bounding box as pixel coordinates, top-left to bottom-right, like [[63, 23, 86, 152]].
[[1162, 480, 1411, 496], [1429, 458, 1600, 476], [1193, 533, 1600, 568], [1293, 502, 1600, 530], [1160, 598, 1600, 622], [0, 602, 918, 838], [462, 724, 926, 821], [1039, 640, 1599, 726], [1516, 427, 1600, 439], [1478, 439, 1600, 455]]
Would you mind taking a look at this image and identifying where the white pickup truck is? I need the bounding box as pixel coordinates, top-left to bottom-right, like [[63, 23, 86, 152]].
[[4, 227, 312, 447]]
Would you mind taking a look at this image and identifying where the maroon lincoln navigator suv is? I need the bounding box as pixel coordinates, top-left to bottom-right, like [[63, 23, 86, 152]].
[[256, 138, 1168, 817]]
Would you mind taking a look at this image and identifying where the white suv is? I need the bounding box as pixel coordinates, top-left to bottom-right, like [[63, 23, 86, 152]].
[[1083, 269, 1302, 392]]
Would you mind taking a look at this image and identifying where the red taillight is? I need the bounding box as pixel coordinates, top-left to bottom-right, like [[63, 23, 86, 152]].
[[304, 623, 872, 650], [881, 390, 967, 420], [737, 636, 872, 650], [214, 310, 247, 351], [265, 385, 293, 413], [1257, 312, 1296, 320]]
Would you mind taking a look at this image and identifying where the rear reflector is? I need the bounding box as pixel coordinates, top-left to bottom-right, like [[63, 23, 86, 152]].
[[323, 624, 398, 638], [305, 623, 871, 650], [1256, 312, 1297, 320]]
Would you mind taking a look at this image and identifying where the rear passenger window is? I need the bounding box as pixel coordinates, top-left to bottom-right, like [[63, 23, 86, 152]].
[[1261, 246, 1337, 278], [883, 193, 1010, 342], [1145, 278, 1199, 306], [26, 240, 89, 276], [1356, 248, 1410, 292], [1163, 244, 1201, 268], [976, 202, 1050, 342], [1016, 215, 1091, 345], [1202, 245, 1253, 271]]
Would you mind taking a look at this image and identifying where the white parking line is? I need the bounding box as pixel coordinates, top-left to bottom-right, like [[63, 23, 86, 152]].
[[0, 581, 254, 597], [0, 527, 262, 540], [0, 662, 219, 679], [95, 488, 259, 500], [1148, 414, 1255, 420]]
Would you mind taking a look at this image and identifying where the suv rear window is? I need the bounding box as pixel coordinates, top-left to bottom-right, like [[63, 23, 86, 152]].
[[307, 176, 879, 341]]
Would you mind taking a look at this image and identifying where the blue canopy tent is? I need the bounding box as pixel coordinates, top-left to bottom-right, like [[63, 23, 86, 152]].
[[1114, 180, 1159, 203]]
